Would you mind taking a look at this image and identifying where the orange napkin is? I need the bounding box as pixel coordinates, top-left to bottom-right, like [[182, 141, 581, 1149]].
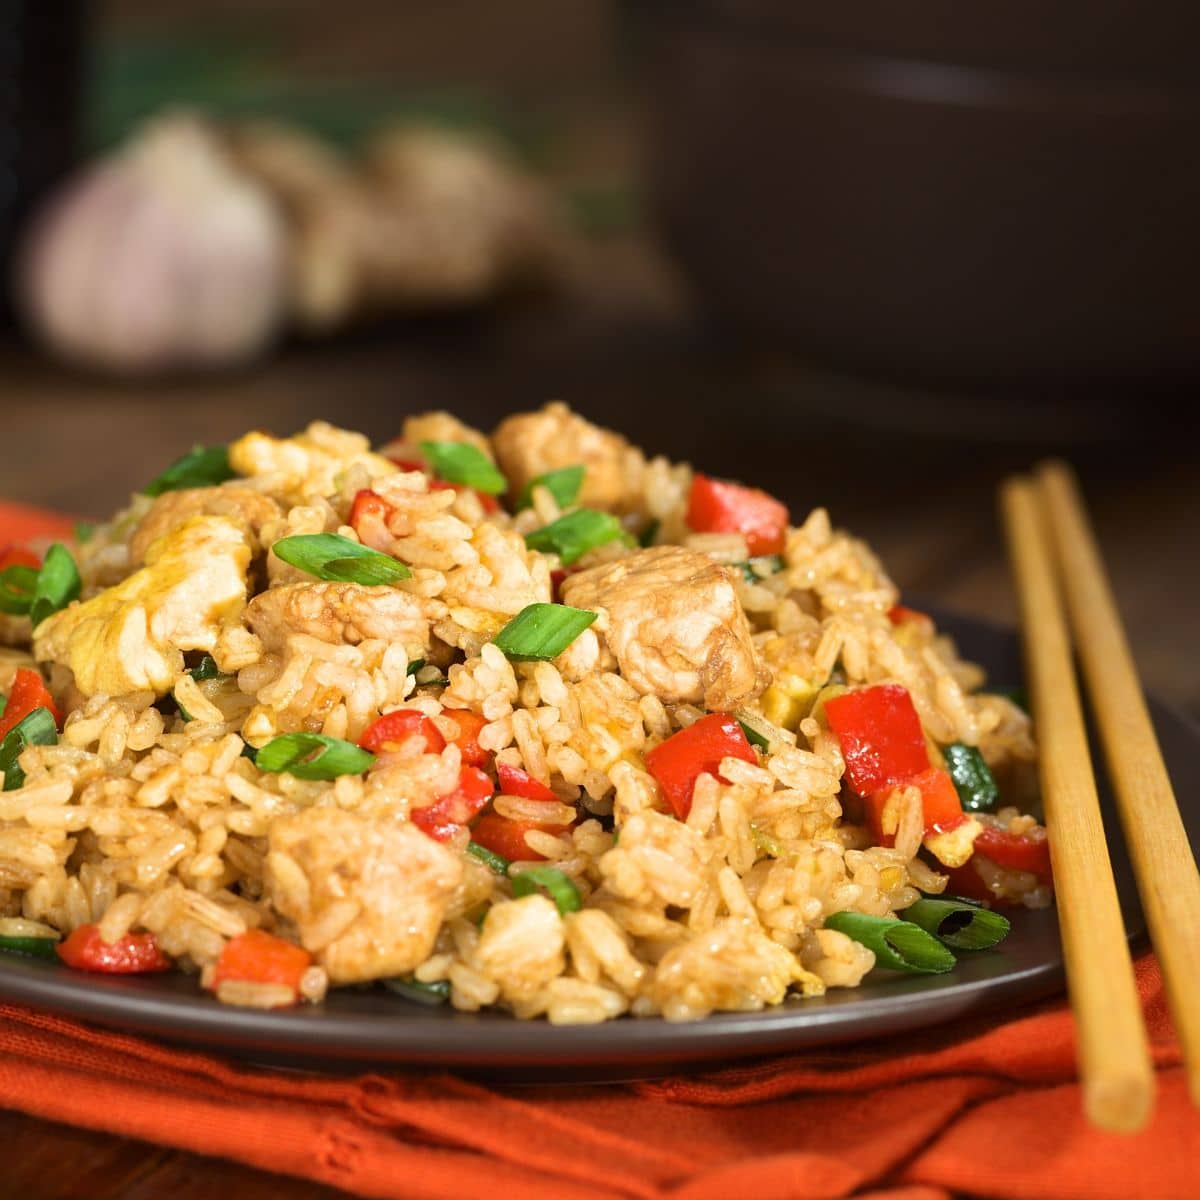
[[1, 502, 1195, 1199]]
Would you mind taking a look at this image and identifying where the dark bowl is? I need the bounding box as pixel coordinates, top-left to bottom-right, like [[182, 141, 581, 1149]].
[[627, 1, 1200, 387]]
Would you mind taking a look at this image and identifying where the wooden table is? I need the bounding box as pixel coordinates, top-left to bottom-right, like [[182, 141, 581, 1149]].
[[0, 236, 1196, 1197]]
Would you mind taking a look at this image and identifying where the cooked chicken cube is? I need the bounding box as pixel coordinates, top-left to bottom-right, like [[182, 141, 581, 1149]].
[[399, 410, 492, 459], [245, 581, 431, 654], [129, 485, 281, 564], [266, 808, 462, 984], [561, 545, 768, 710], [33, 515, 250, 697], [491, 402, 639, 511], [228, 420, 395, 503]]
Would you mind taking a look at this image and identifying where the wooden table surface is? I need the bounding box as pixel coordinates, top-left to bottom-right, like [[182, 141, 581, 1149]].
[[0, 236, 1196, 1197]]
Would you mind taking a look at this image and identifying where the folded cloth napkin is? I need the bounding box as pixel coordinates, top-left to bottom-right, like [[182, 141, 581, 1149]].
[[0, 503, 1195, 1199]]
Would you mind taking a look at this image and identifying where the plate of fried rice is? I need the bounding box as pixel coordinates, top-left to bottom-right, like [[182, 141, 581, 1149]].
[[0, 404, 1181, 1070]]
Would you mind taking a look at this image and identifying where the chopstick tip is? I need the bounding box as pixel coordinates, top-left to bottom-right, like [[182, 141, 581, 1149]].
[[1084, 1073, 1155, 1134]]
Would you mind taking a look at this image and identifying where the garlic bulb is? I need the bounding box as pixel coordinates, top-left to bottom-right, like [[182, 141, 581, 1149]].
[[19, 113, 287, 374]]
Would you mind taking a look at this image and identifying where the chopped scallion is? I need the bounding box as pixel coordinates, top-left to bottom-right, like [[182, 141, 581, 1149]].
[[254, 733, 375, 780], [903, 896, 1011, 950], [0, 707, 58, 792], [187, 655, 223, 683], [142, 445, 234, 497], [0, 565, 38, 615], [73, 520, 95, 544], [406, 658, 425, 676], [467, 841, 510, 875], [492, 603, 597, 662], [824, 911, 956, 974], [510, 865, 582, 915], [734, 555, 785, 583], [516, 464, 585, 511], [943, 743, 999, 812], [751, 827, 785, 858], [419, 441, 507, 496], [29, 544, 81, 628], [383, 976, 451, 1005], [272, 533, 411, 585], [0, 934, 60, 960], [737, 718, 770, 750], [524, 509, 624, 566], [638, 519, 660, 548]]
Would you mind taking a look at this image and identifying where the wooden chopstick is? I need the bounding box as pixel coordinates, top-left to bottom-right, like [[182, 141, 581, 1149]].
[[1000, 475, 1154, 1133], [1038, 460, 1200, 1108]]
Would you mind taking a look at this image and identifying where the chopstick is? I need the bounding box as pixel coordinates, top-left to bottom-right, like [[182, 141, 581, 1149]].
[[1038, 460, 1200, 1108], [1000, 476, 1154, 1132]]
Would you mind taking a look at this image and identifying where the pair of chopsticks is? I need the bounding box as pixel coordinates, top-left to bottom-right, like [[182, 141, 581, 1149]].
[[1000, 462, 1200, 1133]]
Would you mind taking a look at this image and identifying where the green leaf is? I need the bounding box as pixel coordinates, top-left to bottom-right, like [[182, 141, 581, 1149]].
[[516, 464, 585, 511], [467, 841, 510, 875], [272, 533, 411, 585], [0, 707, 59, 792], [142, 445, 234, 496], [823, 911, 957, 974], [510, 866, 582, 914], [903, 896, 1011, 950], [492, 603, 597, 662], [254, 733, 375, 780], [524, 509, 624, 566], [29, 544, 81, 628], [419, 441, 507, 496]]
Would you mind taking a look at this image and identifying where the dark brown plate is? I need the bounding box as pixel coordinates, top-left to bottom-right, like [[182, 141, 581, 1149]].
[[0, 610, 1192, 1075]]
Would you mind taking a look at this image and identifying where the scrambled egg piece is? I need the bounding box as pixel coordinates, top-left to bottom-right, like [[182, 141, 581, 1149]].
[[33, 515, 250, 697], [228, 420, 395, 503], [129, 485, 281, 565]]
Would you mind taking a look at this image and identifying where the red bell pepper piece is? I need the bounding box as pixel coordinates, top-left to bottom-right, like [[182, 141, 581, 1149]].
[[824, 684, 930, 797], [686, 474, 789, 557], [496, 761, 558, 801], [863, 766, 965, 844], [389, 457, 426, 474], [211, 928, 312, 995], [470, 807, 571, 862], [358, 709, 446, 755], [0, 668, 62, 739], [887, 604, 932, 629], [0, 545, 41, 571], [973, 826, 1053, 883], [644, 712, 757, 819], [411, 765, 495, 841], [56, 924, 170, 974], [441, 709, 491, 768], [942, 859, 1004, 904]]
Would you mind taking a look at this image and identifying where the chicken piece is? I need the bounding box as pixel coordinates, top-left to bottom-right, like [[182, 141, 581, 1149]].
[[561, 545, 768, 710], [245, 581, 431, 655], [266, 808, 462, 984], [129, 484, 281, 564], [400, 411, 492, 459], [491, 402, 640, 511], [33, 515, 250, 697], [228, 420, 395, 504], [474, 894, 565, 1005]]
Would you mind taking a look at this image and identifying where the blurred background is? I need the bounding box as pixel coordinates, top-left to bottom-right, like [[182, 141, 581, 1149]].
[[0, 0, 1196, 709]]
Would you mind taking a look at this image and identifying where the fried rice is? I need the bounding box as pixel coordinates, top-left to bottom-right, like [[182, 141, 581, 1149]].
[[0, 403, 1046, 1022]]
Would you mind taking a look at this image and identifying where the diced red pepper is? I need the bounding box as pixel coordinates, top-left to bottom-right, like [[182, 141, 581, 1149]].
[[211, 928, 311, 995], [389, 457, 426, 473], [686, 474, 789, 557], [942, 859, 1005, 904], [887, 604, 932, 629], [358, 709, 446, 755], [470, 808, 570, 863], [825, 684, 930, 797], [0, 667, 61, 739], [550, 568, 567, 603], [973, 826, 1053, 883], [863, 766, 965, 844], [56, 924, 170, 974], [442, 709, 491, 768], [0, 544, 41, 571], [496, 761, 558, 801], [644, 712, 757, 819], [411, 765, 495, 841]]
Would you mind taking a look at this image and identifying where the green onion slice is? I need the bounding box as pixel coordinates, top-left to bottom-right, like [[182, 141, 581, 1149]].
[[516, 464, 585, 511], [734, 555, 785, 583], [751, 827, 785, 858], [0, 934, 60, 960], [0, 707, 59, 792], [737, 718, 770, 751], [467, 841, 510, 875], [525, 509, 624, 566], [903, 896, 1011, 950], [383, 976, 451, 1005], [0, 565, 39, 615], [638, 518, 660, 548], [943, 743, 999, 813], [187, 655, 224, 683], [406, 658, 425, 676], [73, 520, 95, 544], [29, 544, 81, 627], [419, 441, 507, 496], [824, 911, 957, 974], [492, 603, 597, 662], [272, 533, 411, 585], [142, 445, 234, 497], [510, 866, 582, 915], [254, 733, 375, 780]]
